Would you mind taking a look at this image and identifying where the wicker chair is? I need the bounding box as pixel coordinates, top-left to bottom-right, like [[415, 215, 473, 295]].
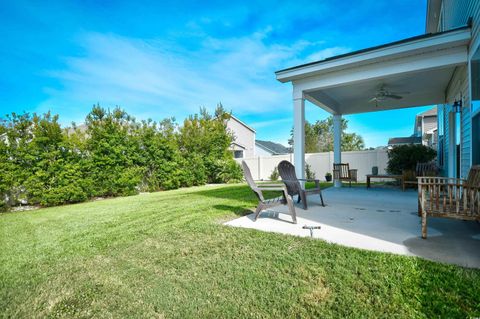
[[333, 163, 358, 187], [277, 160, 325, 210], [418, 165, 480, 239], [241, 161, 297, 223]]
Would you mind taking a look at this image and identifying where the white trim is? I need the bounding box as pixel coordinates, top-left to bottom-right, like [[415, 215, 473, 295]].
[[229, 115, 256, 133], [292, 45, 468, 94], [277, 28, 470, 83]]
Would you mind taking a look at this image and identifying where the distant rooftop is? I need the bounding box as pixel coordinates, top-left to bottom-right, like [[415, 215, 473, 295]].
[[388, 136, 422, 145], [417, 107, 437, 117], [255, 140, 290, 155]]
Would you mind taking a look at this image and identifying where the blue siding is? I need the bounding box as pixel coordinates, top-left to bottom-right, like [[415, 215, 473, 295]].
[[438, 0, 480, 177]]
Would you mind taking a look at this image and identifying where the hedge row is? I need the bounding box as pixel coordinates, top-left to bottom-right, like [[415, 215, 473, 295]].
[[0, 105, 243, 210]]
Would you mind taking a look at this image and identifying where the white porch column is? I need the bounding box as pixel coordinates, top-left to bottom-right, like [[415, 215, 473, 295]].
[[333, 114, 342, 187], [293, 97, 305, 179]]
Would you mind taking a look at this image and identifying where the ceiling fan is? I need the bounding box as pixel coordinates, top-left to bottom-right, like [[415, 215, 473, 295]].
[[369, 85, 410, 106]]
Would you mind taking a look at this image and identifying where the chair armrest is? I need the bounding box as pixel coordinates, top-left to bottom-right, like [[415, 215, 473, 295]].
[[258, 183, 284, 187], [257, 187, 285, 191]]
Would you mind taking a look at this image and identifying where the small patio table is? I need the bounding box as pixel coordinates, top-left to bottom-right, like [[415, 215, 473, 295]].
[[366, 174, 404, 190]]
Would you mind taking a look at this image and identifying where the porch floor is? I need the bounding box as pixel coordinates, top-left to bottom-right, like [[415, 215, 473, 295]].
[[225, 187, 480, 268]]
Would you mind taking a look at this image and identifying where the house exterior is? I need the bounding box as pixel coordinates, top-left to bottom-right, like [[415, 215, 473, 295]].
[[387, 107, 437, 148], [414, 107, 438, 147], [227, 115, 256, 159], [255, 140, 290, 156], [275, 0, 477, 186], [430, 0, 480, 178]]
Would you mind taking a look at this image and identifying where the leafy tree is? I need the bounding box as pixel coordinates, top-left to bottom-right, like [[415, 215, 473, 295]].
[[133, 118, 183, 191], [178, 104, 242, 184], [85, 105, 142, 197], [0, 103, 244, 210], [289, 116, 365, 152]]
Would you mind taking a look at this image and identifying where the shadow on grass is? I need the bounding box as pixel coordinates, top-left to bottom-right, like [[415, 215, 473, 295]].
[[213, 204, 253, 217]]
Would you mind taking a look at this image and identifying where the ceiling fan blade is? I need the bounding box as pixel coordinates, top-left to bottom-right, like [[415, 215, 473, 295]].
[[390, 91, 411, 95], [386, 94, 403, 100]]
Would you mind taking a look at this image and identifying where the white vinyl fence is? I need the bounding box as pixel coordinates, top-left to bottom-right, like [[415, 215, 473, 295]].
[[237, 149, 389, 182]]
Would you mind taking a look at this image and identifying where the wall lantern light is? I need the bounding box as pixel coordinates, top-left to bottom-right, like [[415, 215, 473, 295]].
[[453, 99, 463, 113]]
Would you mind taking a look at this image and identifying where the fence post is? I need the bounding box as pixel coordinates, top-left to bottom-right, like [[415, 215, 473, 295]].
[[258, 156, 262, 180]]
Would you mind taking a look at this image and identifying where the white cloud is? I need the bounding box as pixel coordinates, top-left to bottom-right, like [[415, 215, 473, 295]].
[[305, 46, 351, 62], [38, 30, 334, 124]]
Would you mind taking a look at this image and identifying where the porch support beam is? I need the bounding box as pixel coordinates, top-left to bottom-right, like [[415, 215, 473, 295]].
[[293, 96, 305, 179], [333, 114, 342, 188]]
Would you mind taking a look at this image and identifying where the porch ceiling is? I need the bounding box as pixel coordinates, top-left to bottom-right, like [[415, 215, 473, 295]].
[[276, 26, 471, 115], [305, 67, 454, 114]]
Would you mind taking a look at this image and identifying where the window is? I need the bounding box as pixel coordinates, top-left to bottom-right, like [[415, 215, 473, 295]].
[[233, 150, 244, 159]]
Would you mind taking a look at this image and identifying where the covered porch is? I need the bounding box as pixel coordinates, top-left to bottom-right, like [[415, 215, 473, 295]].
[[275, 26, 471, 184], [226, 188, 480, 268]]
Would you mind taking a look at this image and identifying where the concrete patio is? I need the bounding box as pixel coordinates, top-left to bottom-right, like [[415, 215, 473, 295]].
[[225, 187, 480, 268]]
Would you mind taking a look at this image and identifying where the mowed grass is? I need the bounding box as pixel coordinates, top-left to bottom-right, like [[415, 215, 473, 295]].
[[1, 184, 479, 318]]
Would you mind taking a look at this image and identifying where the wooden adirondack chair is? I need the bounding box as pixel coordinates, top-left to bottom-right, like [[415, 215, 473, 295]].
[[333, 163, 358, 187], [418, 165, 480, 239], [241, 161, 297, 223], [277, 160, 325, 210]]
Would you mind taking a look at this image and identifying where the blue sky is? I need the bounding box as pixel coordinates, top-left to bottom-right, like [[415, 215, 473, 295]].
[[1, 0, 430, 147]]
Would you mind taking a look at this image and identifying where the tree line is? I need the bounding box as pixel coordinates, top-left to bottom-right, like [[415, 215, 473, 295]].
[[0, 104, 242, 210], [288, 117, 365, 153]]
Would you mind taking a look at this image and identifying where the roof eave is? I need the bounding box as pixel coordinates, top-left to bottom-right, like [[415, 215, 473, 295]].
[[275, 25, 470, 83]]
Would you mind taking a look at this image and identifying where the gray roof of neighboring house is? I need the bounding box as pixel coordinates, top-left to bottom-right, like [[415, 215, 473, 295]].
[[255, 140, 290, 154], [388, 136, 422, 145]]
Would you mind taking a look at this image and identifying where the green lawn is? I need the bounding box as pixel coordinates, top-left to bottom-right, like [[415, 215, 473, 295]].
[[1, 184, 479, 318]]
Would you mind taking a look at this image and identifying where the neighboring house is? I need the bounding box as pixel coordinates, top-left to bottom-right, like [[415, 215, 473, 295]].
[[275, 0, 479, 183], [387, 136, 422, 148], [226, 115, 255, 159], [388, 107, 438, 149], [413, 107, 438, 148], [255, 140, 290, 156]]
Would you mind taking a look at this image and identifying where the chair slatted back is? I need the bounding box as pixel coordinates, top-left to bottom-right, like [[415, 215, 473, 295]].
[[241, 161, 264, 202], [333, 163, 350, 180], [278, 160, 301, 196], [416, 162, 438, 177], [466, 165, 480, 187]]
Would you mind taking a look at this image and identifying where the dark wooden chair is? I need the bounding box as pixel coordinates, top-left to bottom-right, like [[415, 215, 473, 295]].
[[333, 163, 358, 187], [418, 165, 480, 239], [277, 160, 325, 210], [403, 161, 438, 191], [241, 161, 297, 223]]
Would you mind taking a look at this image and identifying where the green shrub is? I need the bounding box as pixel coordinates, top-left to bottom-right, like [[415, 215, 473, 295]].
[[387, 144, 436, 174], [269, 167, 279, 181], [305, 163, 316, 179], [0, 103, 243, 209], [212, 159, 243, 183]]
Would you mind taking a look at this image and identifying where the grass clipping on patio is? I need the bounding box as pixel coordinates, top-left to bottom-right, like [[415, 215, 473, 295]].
[[1, 184, 479, 318]]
